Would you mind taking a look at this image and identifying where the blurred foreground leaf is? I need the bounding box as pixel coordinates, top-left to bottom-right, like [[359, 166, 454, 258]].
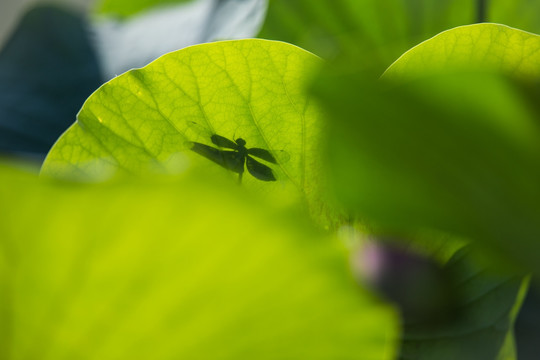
[[0, 5, 101, 157], [314, 23, 540, 273], [0, 164, 398, 359], [42, 40, 337, 225]]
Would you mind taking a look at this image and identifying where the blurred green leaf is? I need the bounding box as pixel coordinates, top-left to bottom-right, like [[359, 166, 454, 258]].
[[0, 5, 101, 157], [95, 0, 192, 17], [0, 163, 399, 359], [259, 0, 475, 70], [489, 1, 540, 36], [314, 23, 540, 273], [259, 1, 540, 72], [42, 39, 339, 225]]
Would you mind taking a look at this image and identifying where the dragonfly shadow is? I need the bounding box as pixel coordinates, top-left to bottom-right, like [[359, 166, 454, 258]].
[[188, 124, 282, 183]]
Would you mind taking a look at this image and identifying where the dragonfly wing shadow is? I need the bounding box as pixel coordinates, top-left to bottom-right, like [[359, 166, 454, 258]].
[[246, 156, 276, 181], [247, 147, 277, 163], [191, 142, 244, 174], [211, 134, 237, 149]]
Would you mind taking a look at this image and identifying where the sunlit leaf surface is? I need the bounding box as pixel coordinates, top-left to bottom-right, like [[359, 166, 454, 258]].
[[42, 39, 336, 224], [385, 23, 540, 78], [0, 164, 398, 359]]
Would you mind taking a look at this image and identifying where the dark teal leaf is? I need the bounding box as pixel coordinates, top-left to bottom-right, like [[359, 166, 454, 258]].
[[0, 5, 102, 157], [515, 285, 540, 360], [400, 248, 526, 360]]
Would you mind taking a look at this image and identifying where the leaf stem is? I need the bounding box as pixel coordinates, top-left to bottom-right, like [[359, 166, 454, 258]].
[[477, 0, 488, 23]]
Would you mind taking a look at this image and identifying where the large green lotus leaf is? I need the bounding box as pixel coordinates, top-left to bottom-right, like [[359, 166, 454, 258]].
[[42, 40, 332, 222], [259, 0, 475, 70], [385, 23, 540, 78], [0, 163, 398, 359]]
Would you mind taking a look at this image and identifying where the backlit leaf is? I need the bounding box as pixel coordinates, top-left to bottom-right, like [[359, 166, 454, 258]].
[[42, 39, 336, 225]]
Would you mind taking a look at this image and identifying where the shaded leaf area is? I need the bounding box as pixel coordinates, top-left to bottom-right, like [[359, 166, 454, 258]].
[[399, 248, 526, 360], [0, 164, 398, 360], [95, 0, 192, 18], [0, 5, 101, 157], [354, 241, 462, 328], [353, 240, 525, 359], [316, 70, 540, 274], [313, 23, 540, 274], [259, 0, 475, 71], [42, 40, 338, 225], [92, 0, 267, 79]]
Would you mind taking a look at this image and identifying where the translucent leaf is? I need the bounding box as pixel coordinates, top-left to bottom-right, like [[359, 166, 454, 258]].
[[42, 39, 336, 225]]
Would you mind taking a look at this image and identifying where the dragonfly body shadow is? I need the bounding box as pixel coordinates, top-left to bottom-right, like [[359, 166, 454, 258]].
[[190, 132, 278, 183]]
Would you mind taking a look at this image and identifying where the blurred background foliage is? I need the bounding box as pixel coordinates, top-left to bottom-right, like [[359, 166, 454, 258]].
[[1, 0, 540, 359]]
